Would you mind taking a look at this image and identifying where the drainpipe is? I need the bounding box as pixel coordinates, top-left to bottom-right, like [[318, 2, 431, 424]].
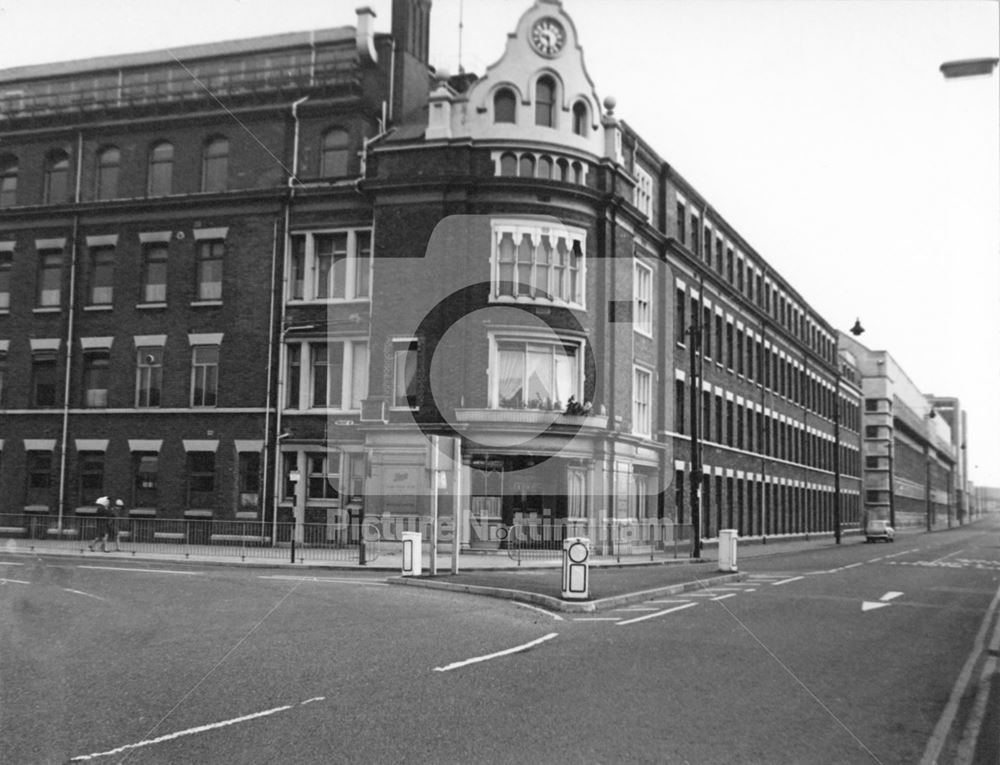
[[260, 218, 280, 542], [56, 131, 84, 534], [267, 96, 308, 545]]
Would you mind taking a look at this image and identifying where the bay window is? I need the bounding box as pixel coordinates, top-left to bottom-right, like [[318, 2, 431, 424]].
[[492, 336, 581, 410], [492, 221, 585, 308]]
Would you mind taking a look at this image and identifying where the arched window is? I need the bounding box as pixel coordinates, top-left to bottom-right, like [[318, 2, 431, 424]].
[[202, 137, 229, 192], [494, 88, 516, 123], [0, 154, 17, 208], [321, 128, 349, 178], [537, 155, 553, 180], [499, 152, 518, 176], [535, 76, 556, 127], [148, 141, 174, 197], [44, 149, 70, 204], [555, 158, 568, 182], [96, 146, 120, 201], [519, 154, 535, 178], [572, 101, 589, 136]]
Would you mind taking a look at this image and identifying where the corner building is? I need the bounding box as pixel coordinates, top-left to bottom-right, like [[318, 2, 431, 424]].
[[0, 0, 862, 549]]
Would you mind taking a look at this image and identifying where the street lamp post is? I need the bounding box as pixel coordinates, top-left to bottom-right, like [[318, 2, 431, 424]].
[[688, 314, 703, 559]]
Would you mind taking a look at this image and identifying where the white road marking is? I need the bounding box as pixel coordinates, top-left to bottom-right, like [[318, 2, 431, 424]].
[[862, 601, 891, 612], [880, 591, 903, 602], [512, 602, 564, 620], [842, 562, 863, 570], [70, 696, 326, 761], [931, 549, 965, 565], [434, 633, 558, 672], [0, 577, 30, 585], [771, 576, 804, 586], [258, 575, 387, 586], [617, 606, 663, 612], [646, 599, 693, 604], [921, 582, 1000, 765], [63, 588, 108, 602], [573, 617, 623, 621], [711, 593, 737, 601], [617, 602, 698, 626], [0, 561, 24, 565], [80, 566, 203, 576]]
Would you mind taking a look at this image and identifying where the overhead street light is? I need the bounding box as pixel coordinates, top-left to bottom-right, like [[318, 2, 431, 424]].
[[939, 57, 999, 78]]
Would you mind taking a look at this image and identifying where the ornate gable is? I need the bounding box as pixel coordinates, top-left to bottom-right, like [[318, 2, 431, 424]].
[[426, 0, 607, 158]]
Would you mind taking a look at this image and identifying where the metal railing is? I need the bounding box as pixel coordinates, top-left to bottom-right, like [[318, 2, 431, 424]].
[[501, 520, 696, 565], [0, 513, 380, 564]]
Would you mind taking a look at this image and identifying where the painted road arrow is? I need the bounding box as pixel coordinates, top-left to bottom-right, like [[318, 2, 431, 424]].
[[862, 591, 903, 612]]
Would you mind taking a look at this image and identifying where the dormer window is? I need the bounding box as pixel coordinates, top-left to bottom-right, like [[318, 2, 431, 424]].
[[494, 88, 516, 123], [535, 76, 556, 127], [572, 101, 588, 136]]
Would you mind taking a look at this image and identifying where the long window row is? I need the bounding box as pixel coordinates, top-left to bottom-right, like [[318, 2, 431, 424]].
[[673, 375, 861, 476], [674, 194, 835, 364], [673, 466, 861, 538], [18, 443, 262, 514], [0, 231, 227, 313], [674, 282, 858, 425], [0, 335, 223, 410], [0, 125, 352, 208]]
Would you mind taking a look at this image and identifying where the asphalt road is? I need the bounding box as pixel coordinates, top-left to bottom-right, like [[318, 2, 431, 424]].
[[2, 520, 998, 764]]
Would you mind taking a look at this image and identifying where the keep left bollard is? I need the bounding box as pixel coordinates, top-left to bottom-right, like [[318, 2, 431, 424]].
[[562, 537, 590, 600], [402, 531, 422, 576], [718, 529, 738, 572]]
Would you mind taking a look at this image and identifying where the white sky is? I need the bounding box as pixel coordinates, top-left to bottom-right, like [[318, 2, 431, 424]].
[[1, 0, 998, 486]]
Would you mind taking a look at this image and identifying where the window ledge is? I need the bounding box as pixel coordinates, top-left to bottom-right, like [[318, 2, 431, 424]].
[[454, 408, 608, 429], [33, 307, 61, 314], [191, 300, 223, 307], [137, 302, 167, 310], [84, 305, 113, 311]]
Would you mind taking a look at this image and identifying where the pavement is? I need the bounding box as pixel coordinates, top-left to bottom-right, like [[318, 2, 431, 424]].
[[2, 531, 864, 613]]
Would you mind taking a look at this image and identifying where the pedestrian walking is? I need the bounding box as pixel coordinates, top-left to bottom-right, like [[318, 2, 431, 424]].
[[109, 499, 125, 552], [88, 496, 112, 552]]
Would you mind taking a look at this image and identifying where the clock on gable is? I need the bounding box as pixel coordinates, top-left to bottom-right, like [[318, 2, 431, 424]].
[[529, 17, 566, 57]]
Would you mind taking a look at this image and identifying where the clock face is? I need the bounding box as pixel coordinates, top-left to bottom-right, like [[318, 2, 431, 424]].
[[530, 17, 566, 57]]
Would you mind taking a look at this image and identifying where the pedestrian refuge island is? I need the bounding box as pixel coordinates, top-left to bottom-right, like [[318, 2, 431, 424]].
[[718, 529, 738, 572]]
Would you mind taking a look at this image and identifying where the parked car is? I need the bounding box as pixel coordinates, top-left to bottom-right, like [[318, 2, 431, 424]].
[[865, 519, 895, 543]]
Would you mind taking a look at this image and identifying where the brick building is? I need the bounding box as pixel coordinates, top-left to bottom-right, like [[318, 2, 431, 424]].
[[0, 0, 865, 549]]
